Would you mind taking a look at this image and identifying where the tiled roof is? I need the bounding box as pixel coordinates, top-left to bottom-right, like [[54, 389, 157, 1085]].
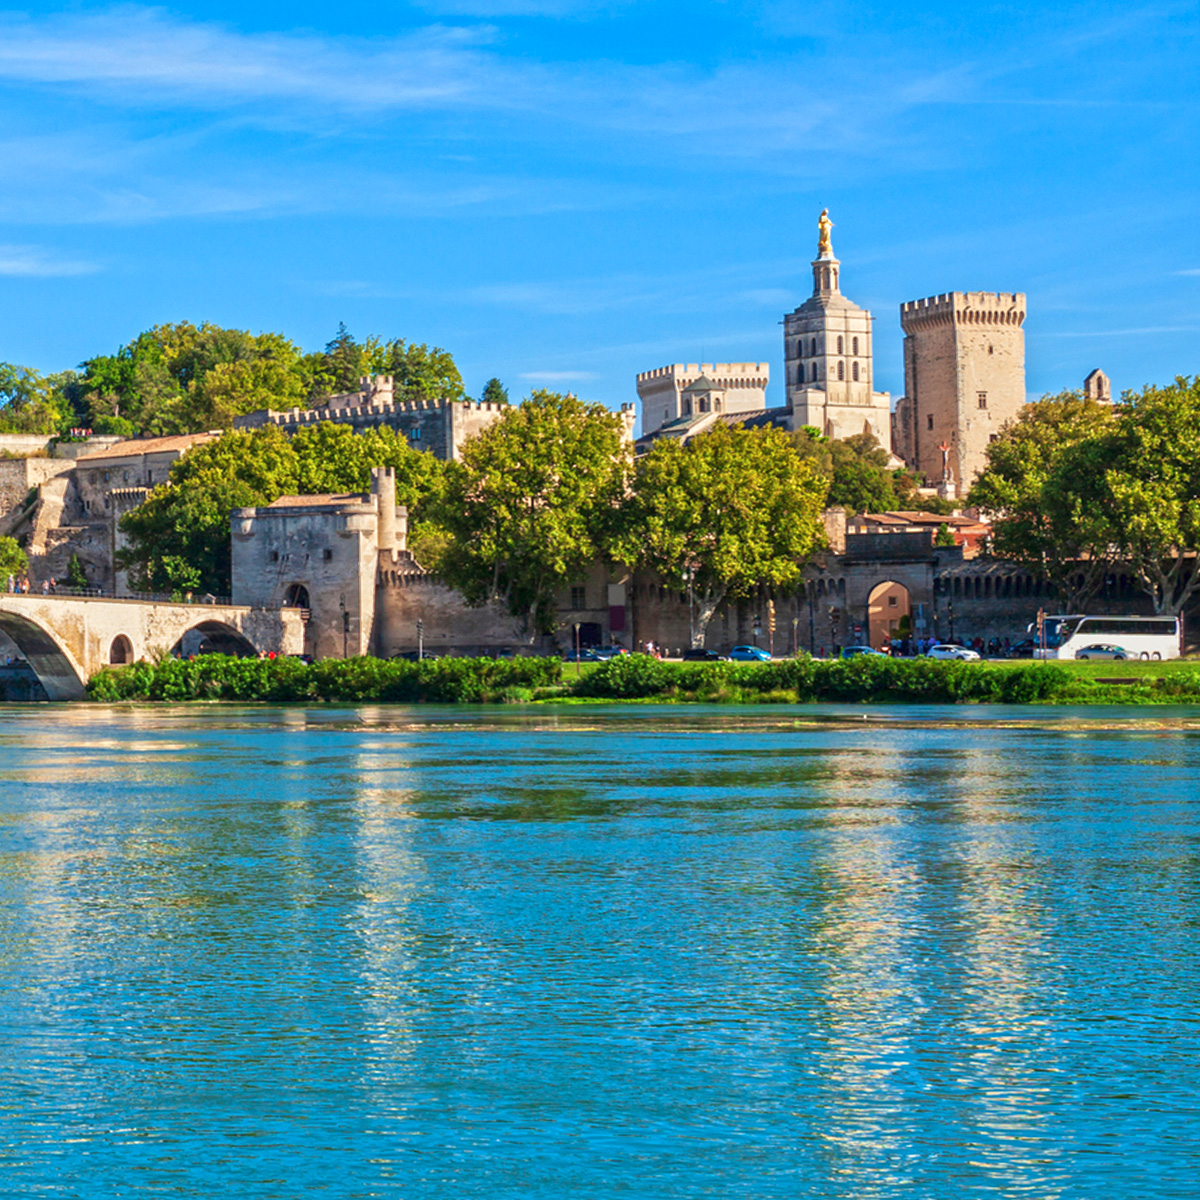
[[266, 493, 367, 508], [75, 432, 220, 462]]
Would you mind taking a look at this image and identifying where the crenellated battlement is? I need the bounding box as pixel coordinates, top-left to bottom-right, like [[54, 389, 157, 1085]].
[[901, 292, 1026, 330], [636, 363, 770, 388]]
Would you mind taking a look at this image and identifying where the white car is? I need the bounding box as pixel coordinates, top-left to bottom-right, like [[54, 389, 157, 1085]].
[[926, 644, 982, 661]]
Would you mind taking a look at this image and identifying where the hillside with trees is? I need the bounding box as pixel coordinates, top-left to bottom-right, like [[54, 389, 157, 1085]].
[[0, 323, 465, 438]]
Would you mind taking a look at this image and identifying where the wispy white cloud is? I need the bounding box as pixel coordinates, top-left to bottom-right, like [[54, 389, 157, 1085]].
[[0, 245, 99, 277], [1176, 268, 1200, 276], [0, 8, 502, 113]]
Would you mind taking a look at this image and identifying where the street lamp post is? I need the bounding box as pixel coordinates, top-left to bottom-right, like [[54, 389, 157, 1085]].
[[417, 618, 424, 661], [573, 621, 581, 679]]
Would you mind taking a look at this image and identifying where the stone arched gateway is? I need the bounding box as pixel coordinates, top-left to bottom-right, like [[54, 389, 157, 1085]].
[[867, 580, 911, 650]]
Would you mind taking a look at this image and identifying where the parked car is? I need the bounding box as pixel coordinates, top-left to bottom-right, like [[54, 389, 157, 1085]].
[[926, 644, 982, 661], [564, 648, 603, 662], [592, 645, 630, 660], [1007, 639, 1036, 659], [682, 648, 728, 662], [841, 645, 886, 659], [1074, 643, 1129, 661], [729, 645, 772, 662]]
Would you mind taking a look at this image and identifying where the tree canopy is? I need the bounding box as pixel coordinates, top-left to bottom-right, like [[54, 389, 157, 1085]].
[[969, 382, 1200, 614], [117, 423, 447, 595], [616, 424, 828, 645], [433, 390, 630, 635], [0, 322, 469, 441], [791, 426, 954, 515], [0, 536, 28, 578]]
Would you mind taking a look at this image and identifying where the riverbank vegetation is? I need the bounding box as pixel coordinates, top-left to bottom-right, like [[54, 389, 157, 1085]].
[[85, 653, 1200, 706]]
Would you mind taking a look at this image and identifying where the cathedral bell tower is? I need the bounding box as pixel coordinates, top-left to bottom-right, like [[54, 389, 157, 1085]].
[[783, 211, 891, 448]]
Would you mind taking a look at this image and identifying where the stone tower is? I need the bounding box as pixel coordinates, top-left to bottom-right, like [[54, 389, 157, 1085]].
[[784, 211, 891, 447], [894, 291, 1026, 496], [1083, 368, 1112, 402]]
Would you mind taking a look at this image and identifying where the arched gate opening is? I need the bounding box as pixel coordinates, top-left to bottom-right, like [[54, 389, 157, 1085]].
[[867, 581, 912, 651]]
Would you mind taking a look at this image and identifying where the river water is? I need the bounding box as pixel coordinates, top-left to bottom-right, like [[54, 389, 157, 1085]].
[[2, 704, 1199, 1198]]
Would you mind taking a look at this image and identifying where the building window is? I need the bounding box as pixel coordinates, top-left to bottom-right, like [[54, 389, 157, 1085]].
[[810, 338, 817, 355], [270, 551, 279, 562], [323, 548, 333, 561], [570, 585, 586, 609], [852, 337, 859, 355], [409, 427, 421, 440], [888, 595, 897, 607], [927, 414, 934, 430], [852, 362, 859, 381], [837, 361, 844, 381], [837, 335, 844, 354], [978, 391, 988, 408]]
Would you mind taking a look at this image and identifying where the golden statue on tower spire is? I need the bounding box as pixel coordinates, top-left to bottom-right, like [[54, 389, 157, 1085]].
[[817, 208, 834, 257]]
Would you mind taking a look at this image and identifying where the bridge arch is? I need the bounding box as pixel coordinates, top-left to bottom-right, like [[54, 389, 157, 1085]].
[[170, 619, 259, 660], [0, 610, 88, 700]]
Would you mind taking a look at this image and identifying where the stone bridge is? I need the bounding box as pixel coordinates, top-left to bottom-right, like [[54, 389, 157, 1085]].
[[0, 594, 306, 700]]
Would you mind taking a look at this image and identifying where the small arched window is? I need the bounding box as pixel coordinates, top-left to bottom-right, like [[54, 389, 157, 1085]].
[[852, 337, 859, 355], [852, 362, 859, 381], [810, 339, 817, 355], [837, 361, 845, 381], [837, 336, 844, 354]]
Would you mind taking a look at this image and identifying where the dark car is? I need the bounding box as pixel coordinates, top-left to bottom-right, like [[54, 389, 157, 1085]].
[[592, 645, 630, 660], [682, 648, 728, 662], [564, 648, 603, 662], [841, 645, 886, 659], [1007, 639, 1036, 659]]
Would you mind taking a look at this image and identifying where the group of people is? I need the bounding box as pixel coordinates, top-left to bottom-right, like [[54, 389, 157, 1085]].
[[5, 575, 58, 595]]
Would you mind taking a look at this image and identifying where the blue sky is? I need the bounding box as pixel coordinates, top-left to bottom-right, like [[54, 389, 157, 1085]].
[[0, 1, 1196, 417]]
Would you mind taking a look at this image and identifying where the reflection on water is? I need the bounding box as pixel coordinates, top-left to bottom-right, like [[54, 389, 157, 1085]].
[[1, 704, 1199, 1199]]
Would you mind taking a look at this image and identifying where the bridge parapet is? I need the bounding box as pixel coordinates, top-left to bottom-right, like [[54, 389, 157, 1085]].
[[0, 594, 305, 700]]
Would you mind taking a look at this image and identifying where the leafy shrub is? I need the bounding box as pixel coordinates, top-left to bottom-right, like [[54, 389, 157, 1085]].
[[573, 653, 669, 699], [86, 653, 562, 703]]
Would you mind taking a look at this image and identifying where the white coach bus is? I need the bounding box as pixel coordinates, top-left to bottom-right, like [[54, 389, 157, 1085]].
[[1033, 614, 1182, 660]]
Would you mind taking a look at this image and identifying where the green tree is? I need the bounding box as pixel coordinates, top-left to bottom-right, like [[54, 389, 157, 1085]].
[[480, 377, 509, 405], [118, 426, 301, 595], [1103, 376, 1200, 614], [0, 536, 28, 578], [79, 322, 312, 435], [0, 363, 74, 435], [968, 391, 1118, 609], [617, 425, 828, 646], [317, 323, 370, 397], [934, 522, 957, 547], [434, 391, 629, 635], [116, 422, 450, 596], [66, 553, 88, 590], [368, 338, 465, 403]]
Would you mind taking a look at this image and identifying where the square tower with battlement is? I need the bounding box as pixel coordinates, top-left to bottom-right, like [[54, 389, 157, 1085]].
[[784, 211, 892, 448], [894, 291, 1026, 496], [636, 363, 769, 437]]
